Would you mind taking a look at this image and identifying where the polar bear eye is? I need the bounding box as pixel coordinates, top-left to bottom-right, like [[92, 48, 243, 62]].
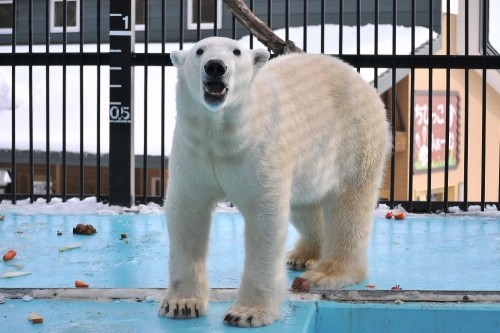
[[196, 48, 204, 56], [233, 49, 241, 56]]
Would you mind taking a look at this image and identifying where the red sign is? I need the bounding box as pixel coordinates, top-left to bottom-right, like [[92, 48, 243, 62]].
[[413, 91, 460, 171]]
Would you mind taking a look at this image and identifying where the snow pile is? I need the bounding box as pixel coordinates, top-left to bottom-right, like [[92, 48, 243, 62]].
[[0, 196, 163, 215], [0, 196, 242, 215], [376, 202, 500, 217]]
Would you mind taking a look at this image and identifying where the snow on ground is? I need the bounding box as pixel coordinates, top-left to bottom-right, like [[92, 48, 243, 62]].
[[0, 197, 240, 215], [0, 196, 498, 217], [0, 24, 437, 156]]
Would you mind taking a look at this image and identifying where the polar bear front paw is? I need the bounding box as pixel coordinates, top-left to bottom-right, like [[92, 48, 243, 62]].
[[302, 260, 366, 289], [223, 304, 278, 327], [286, 241, 320, 271], [286, 254, 318, 271], [158, 297, 208, 319]]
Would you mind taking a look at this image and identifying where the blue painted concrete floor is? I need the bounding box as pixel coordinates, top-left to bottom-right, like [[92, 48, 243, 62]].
[[1, 212, 499, 332]]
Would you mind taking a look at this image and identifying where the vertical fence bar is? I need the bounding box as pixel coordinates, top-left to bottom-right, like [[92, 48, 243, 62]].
[[303, 0, 307, 52], [79, 0, 85, 199], [10, 0, 16, 203], [143, 0, 149, 204], [408, 0, 416, 211], [320, 0, 325, 53], [62, 0, 67, 200], [426, 0, 433, 212], [285, 0, 289, 41], [373, 0, 378, 89], [160, 0, 166, 200], [480, 1, 487, 209], [356, 0, 360, 71], [213, 0, 218, 36], [463, 0, 469, 209], [338, 0, 343, 55], [443, 0, 451, 212], [389, 0, 396, 208], [45, 0, 51, 202], [96, 0, 102, 202], [196, 0, 201, 40], [109, 0, 135, 206], [231, 10, 237, 39], [28, 0, 34, 202], [179, 0, 184, 49], [249, 0, 254, 49]]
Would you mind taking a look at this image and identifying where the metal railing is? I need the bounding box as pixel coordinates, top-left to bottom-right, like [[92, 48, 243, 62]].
[[0, 0, 499, 212]]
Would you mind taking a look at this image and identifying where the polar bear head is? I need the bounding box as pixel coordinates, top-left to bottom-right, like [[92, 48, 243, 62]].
[[170, 37, 270, 112]]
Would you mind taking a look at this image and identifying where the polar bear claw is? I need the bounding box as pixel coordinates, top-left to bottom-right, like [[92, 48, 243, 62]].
[[159, 297, 208, 319], [224, 305, 278, 328]]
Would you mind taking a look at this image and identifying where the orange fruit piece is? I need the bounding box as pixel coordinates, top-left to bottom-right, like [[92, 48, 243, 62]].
[[393, 212, 407, 220], [75, 280, 89, 288]]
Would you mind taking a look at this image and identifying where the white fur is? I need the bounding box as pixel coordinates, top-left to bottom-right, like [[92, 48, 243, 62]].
[[159, 37, 390, 327]]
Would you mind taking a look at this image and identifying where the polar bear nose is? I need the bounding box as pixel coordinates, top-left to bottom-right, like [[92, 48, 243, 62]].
[[204, 60, 227, 78]]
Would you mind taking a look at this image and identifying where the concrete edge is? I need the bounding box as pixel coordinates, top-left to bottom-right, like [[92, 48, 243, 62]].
[[1, 288, 499, 303]]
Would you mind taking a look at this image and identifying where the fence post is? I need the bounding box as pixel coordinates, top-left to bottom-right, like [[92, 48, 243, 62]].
[[109, 0, 135, 206]]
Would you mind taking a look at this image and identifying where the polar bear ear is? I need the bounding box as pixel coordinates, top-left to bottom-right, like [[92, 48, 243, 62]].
[[252, 49, 270, 69], [170, 50, 188, 68]]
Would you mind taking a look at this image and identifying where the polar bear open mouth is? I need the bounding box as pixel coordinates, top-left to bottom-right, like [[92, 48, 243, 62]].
[[203, 81, 228, 105]]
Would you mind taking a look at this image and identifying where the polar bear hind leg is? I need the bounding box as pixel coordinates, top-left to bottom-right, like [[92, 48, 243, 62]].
[[302, 184, 377, 288], [287, 203, 323, 271]]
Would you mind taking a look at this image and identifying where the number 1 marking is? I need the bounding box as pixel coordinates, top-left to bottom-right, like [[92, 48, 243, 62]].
[[122, 16, 129, 29]]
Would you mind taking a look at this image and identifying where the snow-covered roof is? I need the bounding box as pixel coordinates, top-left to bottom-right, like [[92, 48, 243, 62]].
[[0, 24, 437, 156]]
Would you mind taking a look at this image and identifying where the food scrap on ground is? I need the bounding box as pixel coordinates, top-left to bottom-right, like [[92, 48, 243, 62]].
[[2, 249, 16, 261], [1, 271, 32, 278], [120, 233, 128, 240], [291, 277, 310, 292], [75, 280, 89, 288], [366, 284, 376, 288], [28, 312, 44, 324], [393, 212, 407, 220], [73, 223, 97, 235], [58, 242, 83, 252], [391, 285, 402, 291], [385, 211, 407, 220]]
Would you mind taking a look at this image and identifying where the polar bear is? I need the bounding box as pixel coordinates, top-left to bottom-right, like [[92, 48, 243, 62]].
[[159, 36, 390, 327]]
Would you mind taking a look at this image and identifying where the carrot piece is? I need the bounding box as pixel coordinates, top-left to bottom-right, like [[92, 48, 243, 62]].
[[393, 212, 407, 220], [75, 280, 89, 288], [28, 312, 44, 324], [2, 250, 16, 261]]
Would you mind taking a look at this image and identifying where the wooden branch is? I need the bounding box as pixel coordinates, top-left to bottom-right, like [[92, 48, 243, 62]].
[[223, 0, 303, 54]]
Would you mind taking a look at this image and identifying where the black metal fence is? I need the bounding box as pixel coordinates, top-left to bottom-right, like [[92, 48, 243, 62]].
[[0, 0, 499, 212]]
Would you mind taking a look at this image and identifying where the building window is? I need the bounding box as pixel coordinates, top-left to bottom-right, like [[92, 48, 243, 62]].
[[0, 0, 13, 34], [487, 0, 499, 54], [135, 0, 145, 31], [187, 0, 222, 30], [51, 0, 79, 33]]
